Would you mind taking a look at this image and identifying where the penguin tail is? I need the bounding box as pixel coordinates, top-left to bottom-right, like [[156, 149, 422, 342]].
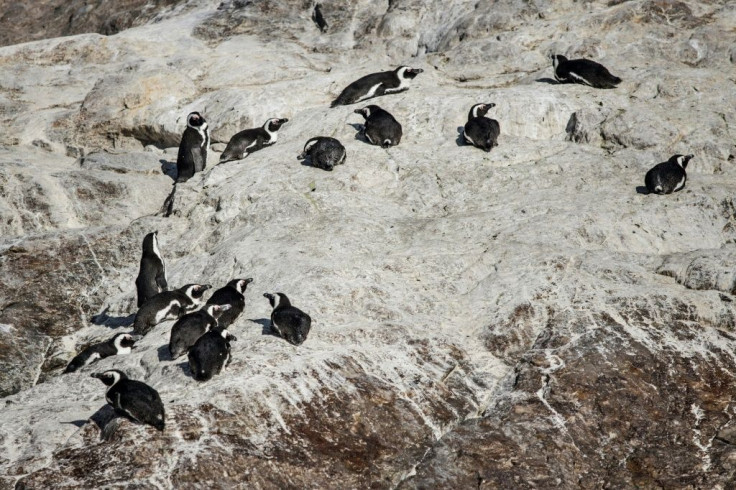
[[654, 185, 663, 194], [382, 139, 392, 148], [330, 99, 341, 108], [154, 420, 165, 431]]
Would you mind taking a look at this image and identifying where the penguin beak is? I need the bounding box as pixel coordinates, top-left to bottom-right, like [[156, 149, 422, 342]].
[[487, 103, 496, 109], [91, 373, 103, 380], [279, 118, 289, 124], [228, 334, 238, 342], [201, 285, 212, 291], [244, 278, 254, 285], [264, 293, 273, 301], [131, 334, 143, 341], [411, 68, 424, 74], [353, 109, 363, 114]]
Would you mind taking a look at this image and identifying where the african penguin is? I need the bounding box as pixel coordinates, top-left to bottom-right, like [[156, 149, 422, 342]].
[[644, 154, 694, 195], [354, 105, 402, 148], [264, 293, 311, 346], [169, 304, 231, 359], [64, 333, 140, 374], [219, 118, 289, 163], [176, 111, 210, 183], [188, 327, 237, 382], [551, 54, 622, 89], [133, 284, 211, 335], [464, 103, 500, 152], [135, 231, 168, 308], [312, 3, 328, 33], [298, 137, 347, 171], [331, 66, 424, 107], [205, 278, 253, 328], [91, 370, 165, 431]]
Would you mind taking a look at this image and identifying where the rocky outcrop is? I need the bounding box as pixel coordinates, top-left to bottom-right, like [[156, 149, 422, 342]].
[[1, 0, 736, 487]]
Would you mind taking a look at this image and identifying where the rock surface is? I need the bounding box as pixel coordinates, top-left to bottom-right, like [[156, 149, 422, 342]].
[[1, 0, 736, 487]]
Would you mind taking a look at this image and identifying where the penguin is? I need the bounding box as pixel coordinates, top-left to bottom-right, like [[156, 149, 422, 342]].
[[91, 370, 165, 431], [353, 105, 402, 148], [312, 3, 328, 33], [644, 154, 694, 194], [219, 118, 289, 163], [135, 231, 168, 308], [551, 55, 622, 89], [168, 304, 232, 359], [331, 66, 424, 107], [463, 103, 500, 152], [176, 111, 210, 183], [64, 333, 140, 374], [297, 137, 346, 171], [133, 284, 211, 335], [263, 293, 311, 346], [205, 278, 253, 328], [188, 327, 238, 382]]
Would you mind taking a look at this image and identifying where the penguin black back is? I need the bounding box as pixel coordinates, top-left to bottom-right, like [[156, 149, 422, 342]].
[[92, 370, 165, 431], [331, 66, 423, 107], [188, 327, 237, 382], [354, 105, 402, 148], [64, 333, 139, 373], [219, 118, 288, 163], [464, 103, 500, 152], [135, 231, 168, 308], [205, 278, 253, 328], [645, 154, 693, 195], [176, 111, 209, 183], [264, 293, 312, 346], [298, 137, 347, 171], [552, 54, 621, 89]]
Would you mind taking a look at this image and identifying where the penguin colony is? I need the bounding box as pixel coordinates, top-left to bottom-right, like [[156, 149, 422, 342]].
[[64, 5, 694, 434]]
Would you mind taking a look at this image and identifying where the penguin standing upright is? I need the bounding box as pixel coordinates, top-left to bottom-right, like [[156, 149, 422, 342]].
[[91, 370, 165, 431], [264, 293, 312, 346], [219, 118, 289, 163], [133, 284, 211, 335], [205, 278, 253, 328], [353, 105, 402, 148], [135, 231, 167, 307], [188, 327, 237, 382], [169, 304, 231, 359], [645, 154, 693, 194], [298, 137, 346, 171], [551, 55, 622, 89], [331, 66, 423, 107], [463, 103, 500, 152], [176, 111, 210, 183], [64, 333, 140, 373]]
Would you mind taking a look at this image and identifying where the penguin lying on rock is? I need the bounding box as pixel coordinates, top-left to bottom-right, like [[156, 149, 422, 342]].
[[353, 105, 402, 148], [134, 284, 211, 335], [298, 137, 346, 171], [65, 333, 140, 374], [463, 103, 500, 152], [92, 369, 165, 432], [645, 154, 693, 194], [552, 54, 621, 89], [188, 327, 237, 382], [219, 118, 288, 163], [331, 66, 423, 107], [264, 293, 311, 346]]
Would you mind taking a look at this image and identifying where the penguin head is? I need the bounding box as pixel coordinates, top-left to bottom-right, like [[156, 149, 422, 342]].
[[396, 66, 423, 79], [113, 333, 140, 352], [232, 278, 253, 294], [142, 231, 158, 253], [187, 112, 207, 130], [672, 154, 694, 169], [265, 118, 289, 132], [354, 105, 379, 119], [205, 303, 232, 319], [264, 292, 291, 309], [551, 54, 568, 69], [215, 327, 238, 342], [91, 369, 127, 387], [182, 284, 212, 301], [469, 103, 495, 119]]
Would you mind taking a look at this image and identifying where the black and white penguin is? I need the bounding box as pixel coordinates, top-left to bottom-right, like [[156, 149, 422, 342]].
[[176, 111, 210, 183], [135, 231, 168, 308], [188, 327, 237, 382], [354, 105, 402, 148], [332, 66, 424, 107], [169, 304, 232, 359], [205, 278, 253, 328], [551, 55, 622, 89], [263, 293, 311, 346], [91, 369, 165, 431], [464, 103, 500, 152], [64, 333, 140, 374], [219, 118, 289, 163], [644, 154, 694, 194], [133, 284, 211, 335], [298, 137, 346, 171], [312, 3, 328, 33]]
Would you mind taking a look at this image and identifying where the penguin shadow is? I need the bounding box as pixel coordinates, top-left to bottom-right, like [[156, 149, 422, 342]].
[[157, 344, 172, 362], [159, 159, 177, 181], [297, 154, 316, 169], [71, 404, 120, 440], [249, 318, 279, 338], [535, 77, 559, 85], [178, 360, 193, 378], [91, 308, 136, 329], [455, 127, 467, 147], [636, 186, 650, 195], [348, 123, 369, 144]]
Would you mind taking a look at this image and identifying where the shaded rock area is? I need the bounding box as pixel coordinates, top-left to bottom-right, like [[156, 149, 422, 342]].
[[1, 0, 736, 488]]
